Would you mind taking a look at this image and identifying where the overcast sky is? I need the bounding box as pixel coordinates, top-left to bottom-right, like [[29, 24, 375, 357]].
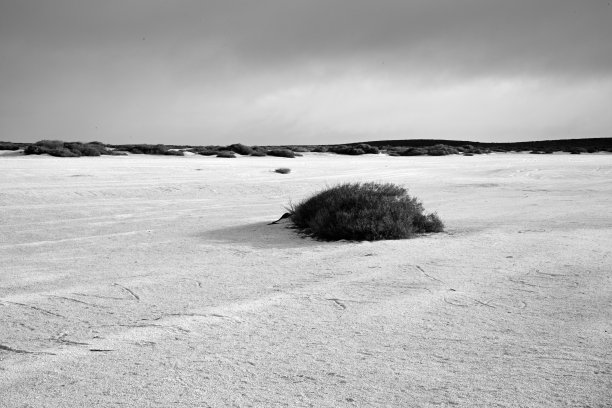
[[1, 0, 611, 145]]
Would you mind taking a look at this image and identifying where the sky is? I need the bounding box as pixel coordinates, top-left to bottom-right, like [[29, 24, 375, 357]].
[[1, 0, 611, 146]]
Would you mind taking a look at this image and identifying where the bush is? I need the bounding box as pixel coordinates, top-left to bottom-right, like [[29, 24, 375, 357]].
[[289, 182, 444, 241], [216, 151, 236, 158], [0, 142, 20, 150], [228, 143, 254, 155], [267, 149, 295, 158], [164, 150, 184, 156], [250, 150, 267, 157], [275, 168, 291, 174], [329, 145, 366, 155], [427, 144, 458, 156], [35, 140, 65, 149], [328, 144, 378, 155], [400, 148, 428, 156], [24, 145, 80, 157]]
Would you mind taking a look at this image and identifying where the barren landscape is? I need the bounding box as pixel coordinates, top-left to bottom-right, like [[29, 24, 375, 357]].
[[1, 152, 611, 407]]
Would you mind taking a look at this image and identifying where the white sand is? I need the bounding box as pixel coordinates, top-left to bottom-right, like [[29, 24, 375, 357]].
[[1, 153, 611, 407]]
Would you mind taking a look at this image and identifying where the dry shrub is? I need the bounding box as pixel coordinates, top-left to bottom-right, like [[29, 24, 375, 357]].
[[275, 168, 291, 174], [289, 182, 444, 241]]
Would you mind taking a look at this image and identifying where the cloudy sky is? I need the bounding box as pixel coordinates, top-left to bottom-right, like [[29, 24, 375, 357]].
[[1, 0, 611, 145]]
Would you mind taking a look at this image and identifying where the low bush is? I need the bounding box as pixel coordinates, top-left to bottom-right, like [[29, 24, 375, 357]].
[[400, 148, 428, 156], [250, 150, 266, 157], [0, 142, 21, 150], [427, 144, 459, 156], [329, 144, 378, 155], [164, 150, 184, 156], [267, 149, 296, 158], [329, 145, 366, 155], [289, 182, 444, 241], [216, 151, 236, 158], [275, 168, 291, 174], [228, 143, 254, 155], [24, 145, 80, 157], [34, 140, 65, 149]]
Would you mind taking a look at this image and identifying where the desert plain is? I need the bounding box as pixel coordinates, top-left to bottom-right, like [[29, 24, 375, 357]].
[[0, 152, 611, 407]]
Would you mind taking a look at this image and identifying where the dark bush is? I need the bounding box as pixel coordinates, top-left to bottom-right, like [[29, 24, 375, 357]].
[[427, 144, 458, 156], [329, 146, 366, 155], [24, 145, 45, 155], [275, 168, 291, 174], [567, 147, 587, 154], [355, 144, 379, 154], [216, 151, 236, 158], [0, 142, 20, 150], [228, 143, 254, 155], [312, 146, 328, 153], [64, 142, 109, 156], [400, 148, 428, 156], [35, 140, 65, 149], [24, 145, 79, 157], [197, 150, 219, 156], [267, 149, 295, 158], [329, 144, 378, 155], [250, 150, 266, 157], [164, 150, 184, 156], [120, 144, 169, 155], [289, 182, 444, 241]]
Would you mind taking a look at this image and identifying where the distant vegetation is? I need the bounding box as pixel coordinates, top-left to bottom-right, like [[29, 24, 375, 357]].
[[289, 182, 444, 241], [274, 168, 291, 174], [2, 138, 611, 158], [22, 140, 122, 157]]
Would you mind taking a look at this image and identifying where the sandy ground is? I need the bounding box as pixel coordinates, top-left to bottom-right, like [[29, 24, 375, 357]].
[[0, 152, 611, 407]]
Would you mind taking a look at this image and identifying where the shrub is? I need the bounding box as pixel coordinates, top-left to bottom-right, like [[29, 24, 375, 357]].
[[329, 145, 366, 155], [427, 144, 458, 156], [275, 168, 291, 174], [228, 143, 254, 155], [197, 149, 219, 156], [35, 140, 65, 149], [0, 142, 20, 150], [267, 149, 295, 158], [567, 147, 587, 154], [328, 144, 378, 155], [289, 182, 444, 241], [216, 151, 236, 158], [250, 150, 266, 157], [400, 148, 427, 156], [164, 150, 184, 156]]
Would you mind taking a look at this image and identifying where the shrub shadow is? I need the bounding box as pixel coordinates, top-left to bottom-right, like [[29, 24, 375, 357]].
[[200, 221, 324, 249]]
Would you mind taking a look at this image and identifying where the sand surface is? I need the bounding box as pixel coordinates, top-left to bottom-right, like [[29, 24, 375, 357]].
[[1, 153, 611, 407]]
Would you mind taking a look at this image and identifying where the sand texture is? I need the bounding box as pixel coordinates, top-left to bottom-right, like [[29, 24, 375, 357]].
[[1, 153, 611, 407]]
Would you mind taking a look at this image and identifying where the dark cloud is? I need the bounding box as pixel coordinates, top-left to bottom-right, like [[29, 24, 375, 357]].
[[2, 0, 611, 77], [0, 0, 611, 144]]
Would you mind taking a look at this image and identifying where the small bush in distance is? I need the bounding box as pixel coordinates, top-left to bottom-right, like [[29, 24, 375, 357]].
[[216, 151, 236, 158], [289, 182, 444, 241], [0, 142, 21, 150], [228, 143, 254, 155], [275, 168, 291, 174], [267, 149, 295, 158]]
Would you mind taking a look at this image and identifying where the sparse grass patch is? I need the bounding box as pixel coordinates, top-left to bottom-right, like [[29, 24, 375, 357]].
[[289, 182, 444, 241], [275, 168, 291, 174]]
